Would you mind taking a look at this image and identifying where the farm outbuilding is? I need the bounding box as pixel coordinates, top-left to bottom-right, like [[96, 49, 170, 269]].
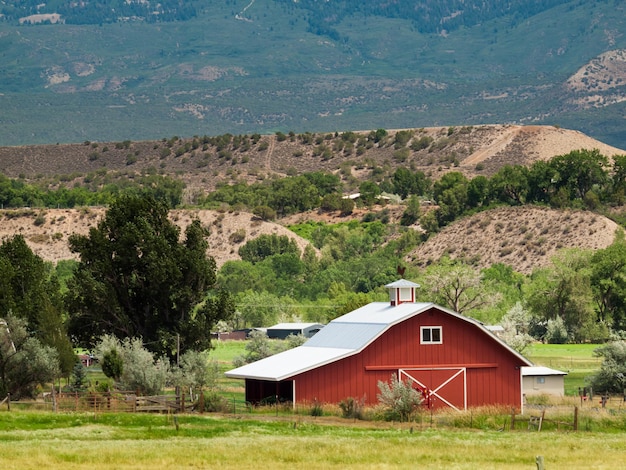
[[226, 280, 533, 411], [266, 323, 324, 340], [522, 366, 567, 397]]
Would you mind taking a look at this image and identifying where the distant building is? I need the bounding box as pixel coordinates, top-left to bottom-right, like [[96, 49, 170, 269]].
[[522, 366, 567, 397], [226, 280, 533, 411], [266, 323, 324, 340]]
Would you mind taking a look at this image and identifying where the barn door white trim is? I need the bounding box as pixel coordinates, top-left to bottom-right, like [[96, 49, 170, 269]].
[[400, 368, 467, 411]]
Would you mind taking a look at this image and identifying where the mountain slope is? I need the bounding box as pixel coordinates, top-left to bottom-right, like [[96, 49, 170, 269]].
[[0, 1, 625, 146]]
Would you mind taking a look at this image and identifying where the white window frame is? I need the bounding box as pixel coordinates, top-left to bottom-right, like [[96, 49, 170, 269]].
[[420, 326, 442, 344], [536, 377, 546, 385]]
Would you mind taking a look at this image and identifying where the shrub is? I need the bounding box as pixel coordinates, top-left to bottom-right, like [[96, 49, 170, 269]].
[[339, 396, 364, 420], [33, 213, 46, 226], [202, 390, 230, 412], [411, 135, 434, 151], [252, 205, 277, 221], [229, 229, 246, 244], [377, 374, 422, 422], [545, 316, 568, 344], [310, 401, 323, 416]]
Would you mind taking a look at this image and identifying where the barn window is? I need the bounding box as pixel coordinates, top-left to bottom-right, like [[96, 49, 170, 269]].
[[421, 326, 442, 344], [536, 377, 545, 385], [399, 287, 412, 302]]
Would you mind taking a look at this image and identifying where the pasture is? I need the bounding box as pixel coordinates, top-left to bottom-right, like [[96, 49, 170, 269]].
[[1, 342, 623, 469], [1, 410, 626, 469]]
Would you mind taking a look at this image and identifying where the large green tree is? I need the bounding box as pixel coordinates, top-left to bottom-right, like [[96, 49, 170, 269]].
[[0, 235, 75, 376], [524, 249, 596, 342], [66, 194, 234, 358], [549, 149, 609, 202], [590, 234, 626, 330]]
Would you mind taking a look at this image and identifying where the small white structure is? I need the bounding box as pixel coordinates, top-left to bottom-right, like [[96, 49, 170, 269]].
[[522, 366, 567, 397]]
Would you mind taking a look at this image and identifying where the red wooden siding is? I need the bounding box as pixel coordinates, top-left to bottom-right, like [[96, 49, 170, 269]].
[[290, 307, 525, 409]]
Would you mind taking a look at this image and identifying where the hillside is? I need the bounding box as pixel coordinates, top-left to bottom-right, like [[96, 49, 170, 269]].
[[3, 203, 621, 276], [0, 207, 315, 267], [407, 206, 620, 274], [0, 125, 623, 200], [1, 1, 626, 147], [1, 124, 625, 274]]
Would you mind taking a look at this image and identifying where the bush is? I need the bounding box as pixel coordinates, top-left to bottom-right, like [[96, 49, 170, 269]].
[[377, 374, 422, 422], [94, 335, 168, 395], [545, 316, 568, 344], [339, 397, 364, 420], [202, 390, 230, 412], [310, 401, 323, 416], [33, 214, 46, 226], [229, 229, 246, 244]]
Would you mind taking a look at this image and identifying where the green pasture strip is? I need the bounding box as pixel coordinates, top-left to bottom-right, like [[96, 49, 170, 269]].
[[209, 340, 247, 364], [1, 411, 626, 469], [526, 343, 602, 395]]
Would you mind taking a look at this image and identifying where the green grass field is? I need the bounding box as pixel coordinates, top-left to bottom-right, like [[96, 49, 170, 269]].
[[0, 342, 621, 469], [525, 343, 602, 396], [1, 410, 625, 469]]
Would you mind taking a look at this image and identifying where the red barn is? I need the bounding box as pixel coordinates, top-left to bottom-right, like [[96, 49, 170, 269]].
[[226, 280, 532, 411]]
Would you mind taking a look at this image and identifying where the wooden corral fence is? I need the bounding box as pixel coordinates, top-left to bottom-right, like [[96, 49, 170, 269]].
[[510, 406, 578, 432], [48, 391, 194, 413]]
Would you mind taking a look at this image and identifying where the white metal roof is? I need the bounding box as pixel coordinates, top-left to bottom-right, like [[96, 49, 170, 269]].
[[384, 279, 421, 289], [521, 366, 567, 376], [225, 301, 532, 382], [225, 345, 354, 381]]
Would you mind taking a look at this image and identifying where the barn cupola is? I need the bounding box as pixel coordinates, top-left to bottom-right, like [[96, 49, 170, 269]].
[[385, 279, 420, 306]]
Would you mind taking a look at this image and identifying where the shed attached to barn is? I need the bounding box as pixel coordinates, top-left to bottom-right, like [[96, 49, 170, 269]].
[[226, 280, 532, 411], [522, 366, 567, 397], [266, 323, 324, 340]]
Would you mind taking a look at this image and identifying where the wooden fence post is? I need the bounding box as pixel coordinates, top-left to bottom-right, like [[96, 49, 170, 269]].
[[536, 455, 545, 470], [510, 408, 516, 431], [573, 406, 578, 431]]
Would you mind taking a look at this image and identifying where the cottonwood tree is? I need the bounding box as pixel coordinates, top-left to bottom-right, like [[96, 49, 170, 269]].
[[590, 233, 626, 330], [0, 315, 60, 399], [66, 194, 234, 359], [500, 302, 534, 353], [421, 261, 500, 315], [524, 249, 595, 342]]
